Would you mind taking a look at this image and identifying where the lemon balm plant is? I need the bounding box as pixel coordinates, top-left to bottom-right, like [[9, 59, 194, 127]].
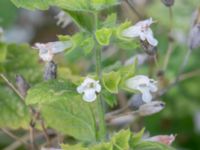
[[0, 0, 180, 149]]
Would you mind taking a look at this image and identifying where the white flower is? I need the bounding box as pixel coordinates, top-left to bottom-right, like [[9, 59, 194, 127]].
[[77, 77, 101, 102], [34, 41, 72, 62], [55, 11, 71, 28], [122, 18, 158, 46], [126, 75, 158, 103]]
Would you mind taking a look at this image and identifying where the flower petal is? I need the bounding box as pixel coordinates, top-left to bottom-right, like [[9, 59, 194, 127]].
[[76, 85, 84, 94], [122, 26, 141, 38], [95, 81, 101, 93], [146, 29, 158, 46], [141, 89, 152, 103], [83, 89, 97, 102]]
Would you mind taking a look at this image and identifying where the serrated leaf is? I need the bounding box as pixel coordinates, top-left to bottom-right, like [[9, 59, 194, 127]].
[[0, 86, 30, 129], [111, 129, 131, 150], [2, 43, 42, 83], [95, 28, 112, 46], [81, 37, 95, 54], [102, 13, 117, 28], [102, 90, 117, 107], [115, 21, 132, 41], [26, 80, 76, 105], [61, 144, 89, 150], [66, 10, 96, 32], [133, 141, 176, 150], [42, 97, 97, 142], [130, 128, 145, 147], [91, 142, 113, 150], [119, 60, 137, 82], [102, 71, 121, 93]]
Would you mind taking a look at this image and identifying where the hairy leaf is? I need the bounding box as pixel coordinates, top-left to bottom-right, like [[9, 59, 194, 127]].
[[42, 97, 97, 142], [0, 86, 30, 129], [95, 28, 112, 46], [102, 71, 121, 93], [26, 80, 76, 105]]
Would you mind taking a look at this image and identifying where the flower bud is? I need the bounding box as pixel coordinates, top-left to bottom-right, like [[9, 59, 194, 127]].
[[161, 0, 175, 7], [188, 24, 200, 50], [188, 8, 200, 50], [16, 75, 30, 97], [44, 61, 57, 80], [128, 94, 145, 110], [145, 134, 176, 145], [138, 101, 165, 116]]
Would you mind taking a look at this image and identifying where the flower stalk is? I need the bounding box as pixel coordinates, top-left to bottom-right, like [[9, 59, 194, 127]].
[[95, 45, 107, 141]]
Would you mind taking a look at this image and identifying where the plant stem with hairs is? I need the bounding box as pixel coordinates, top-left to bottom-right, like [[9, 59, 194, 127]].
[[95, 45, 107, 141]]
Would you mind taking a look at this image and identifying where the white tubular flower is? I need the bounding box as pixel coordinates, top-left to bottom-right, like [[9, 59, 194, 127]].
[[34, 41, 72, 62], [122, 18, 158, 46], [126, 75, 158, 103], [77, 77, 101, 102]]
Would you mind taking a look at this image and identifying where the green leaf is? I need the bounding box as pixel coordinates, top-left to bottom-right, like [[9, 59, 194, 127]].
[[102, 71, 121, 93], [115, 21, 132, 41], [66, 10, 96, 32], [92, 142, 113, 150], [26, 80, 76, 105], [1, 43, 42, 83], [81, 37, 95, 54], [0, 42, 7, 63], [129, 128, 145, 147], [0, 86, 30, 129], [95, 28, 112, 46], [102, 90, 117, 107], [102, 13, 117, 28], [61, 144, 89, 150], [91, 0, 119, 11], [119, 60, 137, 82], [11, 0, 53, 10], [42, 97, 97, 142], [111, 129, 131, 150], [133, 141, 176, 150], [11, 0, 119, 11]]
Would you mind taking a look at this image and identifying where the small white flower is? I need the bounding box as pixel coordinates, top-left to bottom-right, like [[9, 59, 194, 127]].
[[34, 41, 72, 62], [77, 77, 101, 102], [122, 18, 158, 46], [55, 11, 71, 28], [126, 75, 158, 103]]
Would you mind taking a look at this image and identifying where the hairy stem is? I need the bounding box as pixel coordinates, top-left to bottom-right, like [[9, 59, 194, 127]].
[[163, 7, 174, 71], [95, 45, 106, 141]]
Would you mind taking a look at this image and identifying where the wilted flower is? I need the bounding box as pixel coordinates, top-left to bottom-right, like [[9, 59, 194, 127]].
[[77, 77, 101, 102], [55, 11, 71, 28], [122, 18, 158, 46], [44, 61, 57, 80], [145, 134, 175, 145], [161, 0, 175, 7], [34, 41, 72, 62], [138, 101, 165, 116], [16, 75, 30, 97], [126, 75, 158, 103]]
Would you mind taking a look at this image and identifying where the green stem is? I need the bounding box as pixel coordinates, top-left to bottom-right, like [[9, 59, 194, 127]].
[[95, 45, 106, 141]]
